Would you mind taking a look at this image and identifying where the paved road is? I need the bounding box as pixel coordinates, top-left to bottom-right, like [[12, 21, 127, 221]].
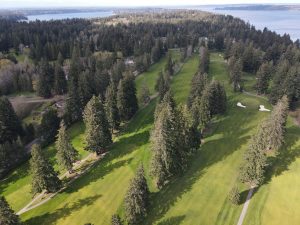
[[237, 187, 255, 225]]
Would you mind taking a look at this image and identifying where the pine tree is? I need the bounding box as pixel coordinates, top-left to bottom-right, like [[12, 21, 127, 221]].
[[111, 214, 123, 225], [199, 46, 210, 74], [83, 96, 112, 155], [263, 95, 289, 152], [30, 144, 62, 195], [117, 74, 139, 121], [55, 121, 78, 173], [255, 61, 273, 95], [228, 185, 240, 205], [69, 44, 82, 84], [124, 165, 149, 224], [78, 70, 94, 107], [39, 108, 60, 146], [199, 88, 211, 129], [36, 59, 53, 98], [229, 57, 243, 92], [187, 72, 208, 107], [54, 62, 67, 95], [0, 196, 20, 225], [150, 92, 185, 187], [0, 97, 23, 144], [139, 82, 150, 105], [64, 78, 82, 125], [239, 133, 267, 187], [209, 80, 227, 115], [57, 52, 64, 66], [165, 52, 174, 76], [105, 83, 120, 132]]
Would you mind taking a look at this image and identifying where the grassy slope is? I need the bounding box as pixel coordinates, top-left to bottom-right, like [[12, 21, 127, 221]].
[[135, 49, 180, 98], [0, 123, 88, 211], [146, 53, 272, 225], [19, 54, 198, 225]]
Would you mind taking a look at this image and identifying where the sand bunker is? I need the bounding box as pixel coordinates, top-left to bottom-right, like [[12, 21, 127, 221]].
[[259, 105, 271, 112], [237, 102, 246, 108]]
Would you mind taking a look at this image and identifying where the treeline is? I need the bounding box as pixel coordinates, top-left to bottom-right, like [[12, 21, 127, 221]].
[[225, 39, 300, 107]]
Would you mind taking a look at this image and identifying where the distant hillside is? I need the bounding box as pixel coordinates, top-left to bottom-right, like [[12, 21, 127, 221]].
[[215, 4, 300, 11]]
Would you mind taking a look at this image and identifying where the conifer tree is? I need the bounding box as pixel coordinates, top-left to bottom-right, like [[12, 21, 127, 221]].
[[55, 121, 78, 173], [111, 214, 123, 225], [187, 72, 208, 107], [117, 74, 138, 121], [199, 46, 210, 74], [155, 71, 170, 101], [0, 196, 20, 225], [39, 108, 60, 146], [57, 52, 64, 66], [165, 52, 174, 76], [239, 133, 267, 187], [105, 83, 120, 132], [83, 96, 112, 155], [229, 57, 243, 92], [30, 144, 62, 195], [255, 61, 273, 95], [78, 70, 94, 107], [150, 92, 185, 187], [0, 97, 23, 144], [139, 82, 150, 105], [54, 62, 67, 95], [64, 78, 82, 125], [36, 59, 53, 98], [69, 44, 82, 84], [124, 165, 149, 224], [198, 88, 211, 128]]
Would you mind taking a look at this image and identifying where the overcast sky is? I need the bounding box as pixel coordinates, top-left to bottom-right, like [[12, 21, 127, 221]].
[[1, 0, 300, 8]]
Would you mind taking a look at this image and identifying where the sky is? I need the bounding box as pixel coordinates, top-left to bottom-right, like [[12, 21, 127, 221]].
[[1, 0, 300, 8]]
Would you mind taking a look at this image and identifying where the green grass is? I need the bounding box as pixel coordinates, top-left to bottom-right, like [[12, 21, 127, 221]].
[[17, 54, 196, 225], [135, 49, 181, 99], [0, 122, 88, 212], [3, 52, 300, 225]]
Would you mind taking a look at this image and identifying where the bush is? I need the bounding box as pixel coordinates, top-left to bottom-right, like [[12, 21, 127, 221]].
[[228, 185, 240, 205]]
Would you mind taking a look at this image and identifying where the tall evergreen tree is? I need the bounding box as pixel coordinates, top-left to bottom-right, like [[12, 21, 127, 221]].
[[165, 52, 174, 76], [68, 44, 82, 84], [139, 82, 150, 105], [78, 70, 94, 107], [155, 71, 170, 101], [36, 59, 53, 98], [187, 72, 208, 107], [199, 46, 210, 74], [30, 144, 62, 195], [105, 83, 120, 132], [117, 74, 138, 121], [255, 61, 273, 95], [83, 96, 112, 155], [198, 88, 211, 128], [0, 196, 20, 225], [0, 97, 23, 144], [229, 57, 243, 92], [239, 133, 268, 187], [64, 78, 82, 125], [55, 121, 78, 173], [53, 62, 67, 95], [124, 165, 149, 224], [39, 108, 60, 146], [150, 92, 186, 187]]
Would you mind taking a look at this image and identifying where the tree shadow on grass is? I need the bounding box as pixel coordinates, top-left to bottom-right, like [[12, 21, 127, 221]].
[[64, 129, 150, 194], [23, 194, 102, 225], [145, 113, 255, 224], [157, 215, 186, 225], [264, 125, 300, 185]]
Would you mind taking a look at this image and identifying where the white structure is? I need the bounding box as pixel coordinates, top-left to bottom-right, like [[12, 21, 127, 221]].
[[237, 102, 246, 108], [259, 105, 271, 112]]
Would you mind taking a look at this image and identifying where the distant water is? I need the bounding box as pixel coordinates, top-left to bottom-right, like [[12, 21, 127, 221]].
[[186, 6, 300, 41], [26, 11, 114, 21]]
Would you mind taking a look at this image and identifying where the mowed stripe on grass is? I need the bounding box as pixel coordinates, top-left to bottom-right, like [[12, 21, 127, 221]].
[[20, 54, 198, 224]]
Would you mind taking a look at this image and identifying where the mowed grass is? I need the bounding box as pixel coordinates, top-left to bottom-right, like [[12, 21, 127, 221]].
[[135, 49, 181, 98], [19, 54, 197, 225], [0, 122, 88, 212]]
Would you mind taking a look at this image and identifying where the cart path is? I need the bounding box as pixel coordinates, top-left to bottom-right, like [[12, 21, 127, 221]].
[[237, 187, 255, 225]]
